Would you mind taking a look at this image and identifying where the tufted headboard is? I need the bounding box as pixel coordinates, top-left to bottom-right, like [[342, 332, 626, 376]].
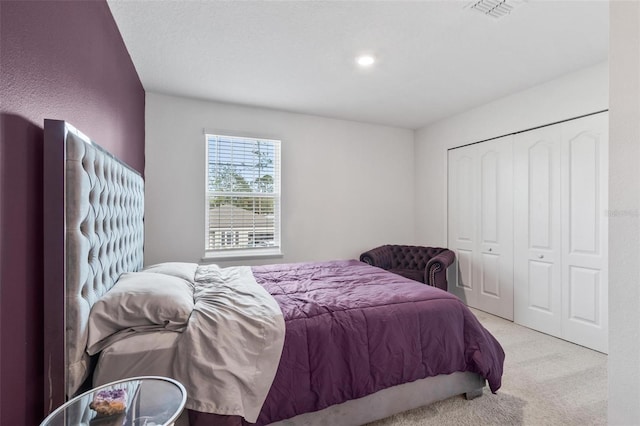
[[43, 120, 144, 413]]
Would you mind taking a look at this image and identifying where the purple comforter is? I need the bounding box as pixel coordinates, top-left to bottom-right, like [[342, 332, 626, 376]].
[[248, 259, 505, 425]]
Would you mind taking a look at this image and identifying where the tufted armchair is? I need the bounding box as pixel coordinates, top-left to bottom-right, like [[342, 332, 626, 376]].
[[359, 245, 455, 290]]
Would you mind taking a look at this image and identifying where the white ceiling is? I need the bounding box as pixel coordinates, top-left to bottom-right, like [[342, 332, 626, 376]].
[[107, 0, 608, 130]]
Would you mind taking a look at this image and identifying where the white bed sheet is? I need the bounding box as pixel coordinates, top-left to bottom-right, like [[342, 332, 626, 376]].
[[92, 265, 285, 423], [93, 330, 179, 386]]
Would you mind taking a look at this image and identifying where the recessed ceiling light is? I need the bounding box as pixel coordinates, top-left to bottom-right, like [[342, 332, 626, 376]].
[[356, 55, 375, 67]]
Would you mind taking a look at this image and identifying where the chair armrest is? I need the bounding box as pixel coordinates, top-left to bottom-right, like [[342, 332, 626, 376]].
[[359, 245, 393, 270], [425, 249, 456, 290]]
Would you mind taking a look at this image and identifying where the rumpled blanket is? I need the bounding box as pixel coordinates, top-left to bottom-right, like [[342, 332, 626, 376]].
[[250, 260, 505, 425], [172, 265, 285, 423]]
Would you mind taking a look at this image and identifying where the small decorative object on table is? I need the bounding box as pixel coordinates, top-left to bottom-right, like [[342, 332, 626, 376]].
[[90, 388, 128, 416]]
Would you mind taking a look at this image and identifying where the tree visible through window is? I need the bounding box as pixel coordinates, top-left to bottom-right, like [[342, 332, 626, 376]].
[[205, 134, 281, 255]]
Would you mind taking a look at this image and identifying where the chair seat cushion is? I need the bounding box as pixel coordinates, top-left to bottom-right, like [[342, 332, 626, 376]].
[[390, 269, 424, 284]]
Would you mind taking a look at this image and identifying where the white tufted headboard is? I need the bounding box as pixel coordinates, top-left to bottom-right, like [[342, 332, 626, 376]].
[[43, 120, 144, 413]]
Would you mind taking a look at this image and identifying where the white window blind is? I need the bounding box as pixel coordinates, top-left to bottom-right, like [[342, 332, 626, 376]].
[[205, 134, 281, 256]]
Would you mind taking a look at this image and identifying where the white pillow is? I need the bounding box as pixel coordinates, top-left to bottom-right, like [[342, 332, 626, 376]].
[[87, 272, 194, 354], [142, 262, 199, 284]]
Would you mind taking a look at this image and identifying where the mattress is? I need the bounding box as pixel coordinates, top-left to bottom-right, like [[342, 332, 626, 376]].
[[93, 331, 179, 387]]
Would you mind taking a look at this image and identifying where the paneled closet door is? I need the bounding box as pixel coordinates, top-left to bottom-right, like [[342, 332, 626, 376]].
[[513, 126, 563, 338], [561, 113, 608, 353], [475, 138, 514, 321], [448, 137, 513, 320], [448, 146, 478, 309]]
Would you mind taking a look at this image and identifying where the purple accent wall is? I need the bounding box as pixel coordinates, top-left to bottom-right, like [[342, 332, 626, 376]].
[[0, 1, 145, 423]]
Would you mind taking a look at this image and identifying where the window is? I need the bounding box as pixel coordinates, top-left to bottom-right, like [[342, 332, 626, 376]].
[[205, 134, 281, 257], [220, 230, 240, 247], [248, 232, 275, 247]]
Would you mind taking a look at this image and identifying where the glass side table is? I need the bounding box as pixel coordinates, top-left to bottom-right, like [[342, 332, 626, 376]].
[[40, 376, 187, 426]]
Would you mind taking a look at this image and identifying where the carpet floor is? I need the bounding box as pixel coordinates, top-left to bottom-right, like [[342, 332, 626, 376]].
[[366, 308, 608, 426]]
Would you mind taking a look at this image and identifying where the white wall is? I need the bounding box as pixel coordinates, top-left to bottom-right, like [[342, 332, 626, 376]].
[[144, 92, 415, 267], [414, 61, 609, 246], [609, 1, 640, 423]]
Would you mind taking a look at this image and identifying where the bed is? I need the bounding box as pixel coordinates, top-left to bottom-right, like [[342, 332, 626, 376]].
[[43, 119, 505, 425]]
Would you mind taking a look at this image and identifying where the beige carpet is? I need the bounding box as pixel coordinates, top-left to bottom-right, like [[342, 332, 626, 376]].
[[367, 308, 608, 426]]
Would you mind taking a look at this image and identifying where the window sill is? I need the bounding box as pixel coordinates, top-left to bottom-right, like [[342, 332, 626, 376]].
[[201, 247, 283, 263]]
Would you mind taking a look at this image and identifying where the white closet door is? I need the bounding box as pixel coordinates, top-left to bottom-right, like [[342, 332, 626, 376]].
[[448, 137, 513, 320], [448, 146, 478, 308], [514, 126, 563, 337], [475, 137, 514, 320], [561, 113, 608, 353]]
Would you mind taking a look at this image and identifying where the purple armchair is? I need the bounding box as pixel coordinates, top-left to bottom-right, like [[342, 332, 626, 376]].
[[359, 245, 455, 290]]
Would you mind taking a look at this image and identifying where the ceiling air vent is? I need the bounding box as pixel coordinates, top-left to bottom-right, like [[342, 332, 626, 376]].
[[466, 0, 525, 19]]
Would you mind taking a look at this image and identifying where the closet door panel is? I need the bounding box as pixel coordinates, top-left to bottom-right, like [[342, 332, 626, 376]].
[[561, 113, 608, 353], [448, 147, 478, 307], [568, 134, 600, 254], [455, 154, 475, 244], [475, 137, 513, 320], [479, 149, 500, 299], [480, 151, 499, 244], [527, 260, 554, 312], [568, 266, 601, 324], [529, 143, 553, 249], [456, 249, 474, 290], [514, 127, 562, 337], [480, 252, 500, 297]]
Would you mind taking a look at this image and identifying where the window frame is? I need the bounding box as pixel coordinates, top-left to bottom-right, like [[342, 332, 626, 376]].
[[203, 133, 282, 260]]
